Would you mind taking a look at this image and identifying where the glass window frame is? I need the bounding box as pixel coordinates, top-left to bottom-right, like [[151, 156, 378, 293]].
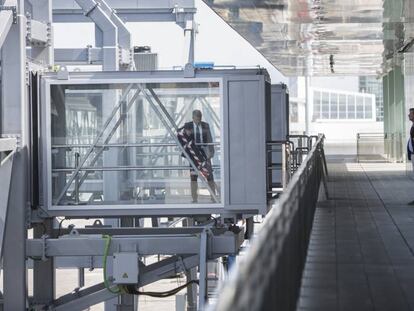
[[41, 76, 226, 214], [312, 88, 376, 122]]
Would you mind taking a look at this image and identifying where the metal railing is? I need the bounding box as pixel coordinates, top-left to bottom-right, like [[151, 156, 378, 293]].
[[356, 133, 388, 163], [267, 141, 292, 194], [267, 135, 324, 196], [213, 135, 328, 311]]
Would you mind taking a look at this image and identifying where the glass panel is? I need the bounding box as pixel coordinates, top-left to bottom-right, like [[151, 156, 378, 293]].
[[50, 82, 222, 206], [339, 94, 346, 119], [356, 96, 364, 119], [330, 93, 338, 119], [321, 92, 329, 119], [347, 95, 355, 119], [313, 91, 321, 121], [364, 97, 373, 119]]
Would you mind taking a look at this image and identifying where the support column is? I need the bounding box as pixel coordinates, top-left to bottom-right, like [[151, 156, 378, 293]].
[[33, 220, 55, 305], [28, 0, 53, 65], [1, 0, 28, 309], [184, 218, 197, 311], [118, 217, 138, 311], [198, 230, 208, 311], [74, 0, 118, 71], [183, 19, 195, 66]]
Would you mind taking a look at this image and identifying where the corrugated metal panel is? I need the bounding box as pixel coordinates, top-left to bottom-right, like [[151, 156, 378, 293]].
[[134, 53, 158, 71]]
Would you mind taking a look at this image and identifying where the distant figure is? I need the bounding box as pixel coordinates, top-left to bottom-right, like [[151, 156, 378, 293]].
[[178, 110, 216, 203], [408, 108, 414, 205]]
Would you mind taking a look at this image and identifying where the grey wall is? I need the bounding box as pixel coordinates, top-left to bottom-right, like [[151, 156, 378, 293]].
[[227, 77, 267, 212]]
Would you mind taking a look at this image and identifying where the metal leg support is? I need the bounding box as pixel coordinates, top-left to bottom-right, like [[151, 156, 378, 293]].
[[33, 220, 55, 306], [184, 218, 197, 311], [198, 229, 208, 311], [2, 3, 28, 308]]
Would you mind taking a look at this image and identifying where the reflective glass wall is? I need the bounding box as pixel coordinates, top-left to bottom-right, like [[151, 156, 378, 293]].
[[49, 82, 222, 207]]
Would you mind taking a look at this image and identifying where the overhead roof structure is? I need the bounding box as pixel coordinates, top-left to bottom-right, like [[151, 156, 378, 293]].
[[204, 0, 410, 76]]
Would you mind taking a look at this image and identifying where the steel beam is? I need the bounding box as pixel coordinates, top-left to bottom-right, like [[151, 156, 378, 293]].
[[33, 221, 55, 305], [26, 232, 242, 257], [2, 0, 28, 308], [74, 0, 118, 70], [183, 18, 195, 65], [198, 230, 208, 310], [96, 0, 130, 50], [55, 227, 226, 236], [54, 47, 103, 64]]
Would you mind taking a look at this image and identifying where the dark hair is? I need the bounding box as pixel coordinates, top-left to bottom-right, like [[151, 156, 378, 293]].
[[192, 109, 202, 118], [410, 108, 414, 113]]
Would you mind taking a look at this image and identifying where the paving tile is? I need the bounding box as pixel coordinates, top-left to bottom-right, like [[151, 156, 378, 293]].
[[297, 162, 414, 311]]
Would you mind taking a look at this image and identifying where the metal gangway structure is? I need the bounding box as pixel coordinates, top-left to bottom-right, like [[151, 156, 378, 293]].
[[0, 0, 327, 310]]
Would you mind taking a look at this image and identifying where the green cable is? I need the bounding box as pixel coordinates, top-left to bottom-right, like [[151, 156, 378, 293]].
[[102, 235, 122, 294]]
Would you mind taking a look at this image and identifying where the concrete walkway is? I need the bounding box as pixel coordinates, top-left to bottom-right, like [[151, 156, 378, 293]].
[[298, 162, 414, 311]]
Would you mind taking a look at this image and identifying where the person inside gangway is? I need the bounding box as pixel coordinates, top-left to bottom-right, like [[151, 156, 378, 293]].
[[177, 109, 217, 203], [408, 108, 414, 205]]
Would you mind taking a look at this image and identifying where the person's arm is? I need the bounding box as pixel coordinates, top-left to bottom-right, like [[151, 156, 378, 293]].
[[205, 123, 215, 159]]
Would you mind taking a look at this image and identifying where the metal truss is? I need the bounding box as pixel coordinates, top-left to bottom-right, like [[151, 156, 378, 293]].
[[26, 227, 242, 310], [51, 255, 200, 311]]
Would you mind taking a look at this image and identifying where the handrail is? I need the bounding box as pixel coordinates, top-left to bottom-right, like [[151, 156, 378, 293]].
[[356, 132, 388, 163], [266, 141, 292, 192], [212, 135, 327, 311]]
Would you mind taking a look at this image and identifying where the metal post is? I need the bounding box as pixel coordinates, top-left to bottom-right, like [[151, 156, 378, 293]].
[[183, 19, 195, 66], [78, 267, 85, 288], [74, 152, 80, 204], [319, 146, 329, 200], [198, 229, 208, 311], [33, 220, 55, 306], [356, 133, 360, 162], [2, 1, 28, 308], [74, 0, 119, 70], [184, 218, 197, 311], [305, 76, 311, 135], [282, 143, 287, 189], [28, 0, 53, 65], [117, 217, 138, 311]]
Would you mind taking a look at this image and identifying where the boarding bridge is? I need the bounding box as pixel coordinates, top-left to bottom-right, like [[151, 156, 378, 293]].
[[38, 69, 272, 217]]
